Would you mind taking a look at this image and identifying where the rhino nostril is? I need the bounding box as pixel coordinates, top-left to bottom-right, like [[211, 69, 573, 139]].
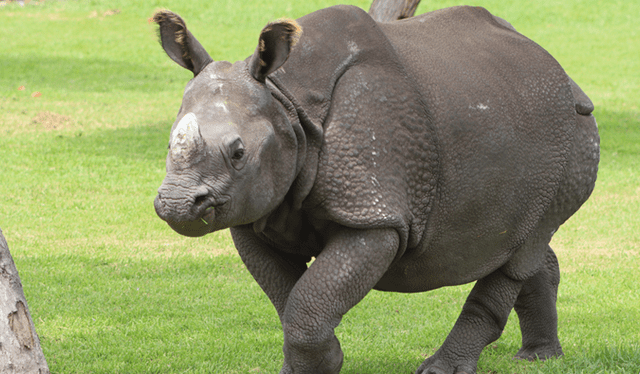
[[192, 185, 210, 206], [194, 194, 208, 207]]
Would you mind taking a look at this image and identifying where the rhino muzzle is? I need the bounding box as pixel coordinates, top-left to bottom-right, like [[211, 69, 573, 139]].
[[154, 184, 227, 237]]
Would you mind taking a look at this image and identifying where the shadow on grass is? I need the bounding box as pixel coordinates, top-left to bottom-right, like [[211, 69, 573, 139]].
[[2, 120, 171, 166], [0, 54, 189, 95]]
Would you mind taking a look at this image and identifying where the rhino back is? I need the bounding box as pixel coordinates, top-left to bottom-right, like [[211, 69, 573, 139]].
[[375, 6, 578, 289]]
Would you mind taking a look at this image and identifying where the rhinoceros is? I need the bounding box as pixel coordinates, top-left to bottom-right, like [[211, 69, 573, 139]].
[[152, 5, 598, 374]]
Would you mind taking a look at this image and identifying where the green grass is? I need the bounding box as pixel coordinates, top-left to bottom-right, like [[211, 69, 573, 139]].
[[1, 0, 639, 373]]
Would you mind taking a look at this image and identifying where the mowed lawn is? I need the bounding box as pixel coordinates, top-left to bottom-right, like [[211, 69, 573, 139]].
[[1, 0, 638, 373]]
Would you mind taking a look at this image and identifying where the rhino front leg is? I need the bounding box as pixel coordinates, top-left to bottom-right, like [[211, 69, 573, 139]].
[[231, 226, 312, 374], [231, 226, 309, 322], [417, 270, 524, 374], [281, 227, 399, 374]]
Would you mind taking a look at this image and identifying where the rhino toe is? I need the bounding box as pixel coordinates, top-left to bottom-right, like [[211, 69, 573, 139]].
[[416, 356, 476, 374]]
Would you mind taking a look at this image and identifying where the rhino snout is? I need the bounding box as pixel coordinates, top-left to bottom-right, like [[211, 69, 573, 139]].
[[154, 182, 231, 237], [154, 185, 210, 221]]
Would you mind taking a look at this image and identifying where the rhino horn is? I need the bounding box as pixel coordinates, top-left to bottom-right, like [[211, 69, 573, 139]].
[[170, 112, 204, 164]]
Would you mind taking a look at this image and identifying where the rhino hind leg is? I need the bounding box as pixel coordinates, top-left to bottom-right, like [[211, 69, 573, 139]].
[[416, 270, 524, 374], [513, 246, 564, 360]]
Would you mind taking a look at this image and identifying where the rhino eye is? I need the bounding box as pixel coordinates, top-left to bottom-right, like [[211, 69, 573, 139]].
[[232, 148, 245, 160], [229, 138, 247, 170]]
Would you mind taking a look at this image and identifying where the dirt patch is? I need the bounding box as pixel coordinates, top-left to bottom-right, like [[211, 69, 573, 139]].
[[1, 0, 50, 7], [31, 111, 73, 130], [88, 9, 121, 19]]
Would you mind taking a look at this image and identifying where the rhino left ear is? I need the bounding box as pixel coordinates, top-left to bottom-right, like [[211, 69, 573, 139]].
[[249, 19, 302, 83], [152, 10, 213, 76]]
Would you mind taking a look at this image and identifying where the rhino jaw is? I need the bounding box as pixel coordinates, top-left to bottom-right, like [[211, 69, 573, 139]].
[[165, 207, 215, 238], [171, 112, 204, 164]]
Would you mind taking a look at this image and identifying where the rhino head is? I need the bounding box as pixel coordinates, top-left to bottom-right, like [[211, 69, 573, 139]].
[[152, 11, 304, 237]]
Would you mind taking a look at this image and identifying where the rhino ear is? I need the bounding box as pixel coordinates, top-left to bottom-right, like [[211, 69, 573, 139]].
[[152, 10, 213, 76], [248, 19, 302, 83]]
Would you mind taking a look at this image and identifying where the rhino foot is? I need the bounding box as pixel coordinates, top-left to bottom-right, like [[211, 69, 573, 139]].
[[514, 344, 563, 361], [415, 355, 475, 374], [278, 357, 342, 374], [279, 363, 293, 374]]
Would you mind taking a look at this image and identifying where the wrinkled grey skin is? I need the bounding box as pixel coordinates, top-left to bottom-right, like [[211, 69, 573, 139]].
[[153, 5, 598, 374]]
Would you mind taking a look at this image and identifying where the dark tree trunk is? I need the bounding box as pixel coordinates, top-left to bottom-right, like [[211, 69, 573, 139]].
[[368, 0, 422, 22], [0, 228, 49, 373]]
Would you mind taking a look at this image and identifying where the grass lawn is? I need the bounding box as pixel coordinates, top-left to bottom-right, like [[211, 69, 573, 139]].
[[1, 0, 638, 373]]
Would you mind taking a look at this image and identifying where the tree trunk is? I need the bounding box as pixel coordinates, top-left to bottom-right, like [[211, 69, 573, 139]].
[[368, 0, 422, 22], [0, 228, 49, 374]]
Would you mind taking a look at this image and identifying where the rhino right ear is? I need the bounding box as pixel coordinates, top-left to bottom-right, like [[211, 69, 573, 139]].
[[152, 10, 213, 76]]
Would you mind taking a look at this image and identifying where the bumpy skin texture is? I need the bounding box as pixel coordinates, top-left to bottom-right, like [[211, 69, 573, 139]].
[[153, 5, 599, 374]]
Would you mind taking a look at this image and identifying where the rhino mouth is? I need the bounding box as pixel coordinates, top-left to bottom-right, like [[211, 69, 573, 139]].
[[192, 194, 226, 220], [201, 206, 216, 223], [155, 193, 230, 237]]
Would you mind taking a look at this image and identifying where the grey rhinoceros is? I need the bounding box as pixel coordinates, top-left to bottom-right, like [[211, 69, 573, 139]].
[[152, 5, 598, 374]]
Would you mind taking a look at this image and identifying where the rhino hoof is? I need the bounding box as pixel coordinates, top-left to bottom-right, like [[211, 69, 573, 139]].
[[416, 357, 475, 374], [514, 345, 564, 361]]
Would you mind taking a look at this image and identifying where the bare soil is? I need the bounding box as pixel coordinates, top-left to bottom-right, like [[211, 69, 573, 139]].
[[31, 111, 72, 130]]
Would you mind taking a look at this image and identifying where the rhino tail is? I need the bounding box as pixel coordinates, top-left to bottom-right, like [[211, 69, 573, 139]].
[[369, 0, 421, 22], [568, 76, 594, 115], [490, 15, 594, 116]]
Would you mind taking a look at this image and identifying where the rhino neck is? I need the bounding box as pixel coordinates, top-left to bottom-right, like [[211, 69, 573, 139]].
[[261, 6, 385, 211], [266, 76, 323, 212], [245, 76, 323, 244]]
